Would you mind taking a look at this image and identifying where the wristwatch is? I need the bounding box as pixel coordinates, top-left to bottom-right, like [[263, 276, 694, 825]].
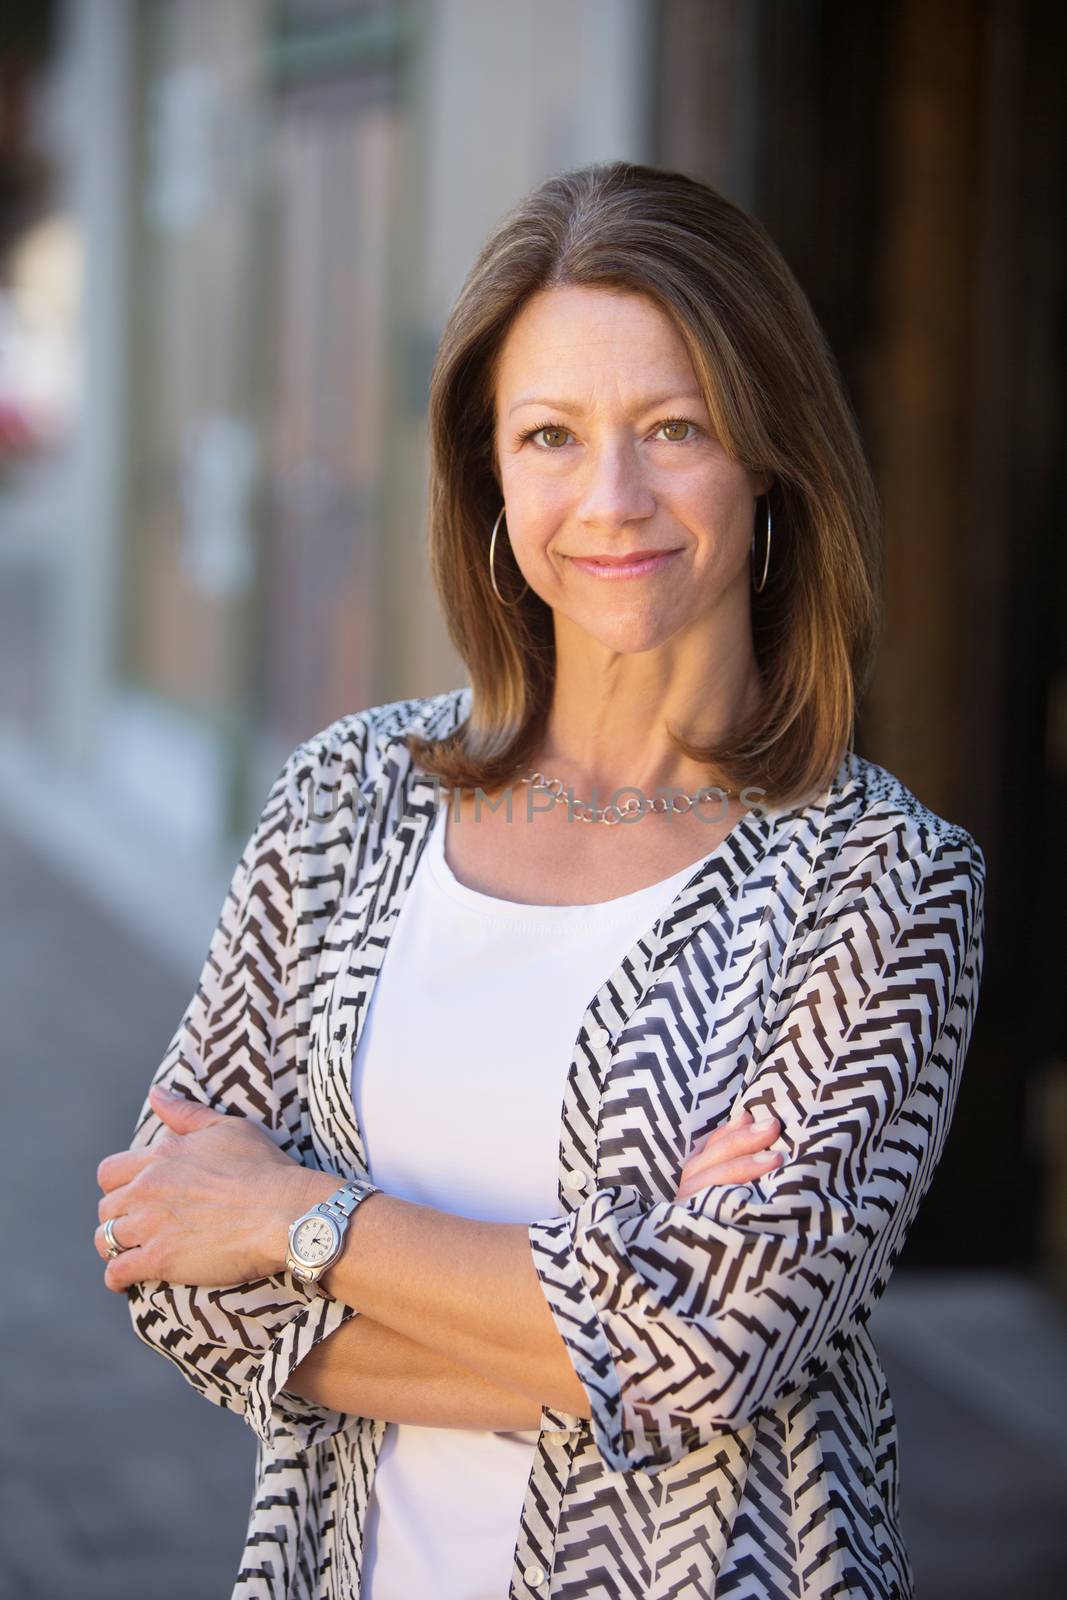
[[285, 1176, 382, 1294]]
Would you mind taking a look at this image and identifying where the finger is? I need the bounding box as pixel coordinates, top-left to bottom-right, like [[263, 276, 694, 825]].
[[696, 1110, 753, 1151], [94, 1214, 138, 1262], [149, 1084, 228, 1134], [98, 1182, 143, 1224], [103, 1245, 151, 1293], [684, 1117, 779, 1176], [96, 1147, 155, 1194], [676, 1150, 782, 1198]]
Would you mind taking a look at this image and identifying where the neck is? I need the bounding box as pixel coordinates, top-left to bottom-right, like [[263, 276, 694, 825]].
[[534, 656, 762, 800]]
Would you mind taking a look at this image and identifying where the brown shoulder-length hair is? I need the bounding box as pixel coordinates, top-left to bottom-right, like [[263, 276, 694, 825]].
[[405, 160, 883, 810]]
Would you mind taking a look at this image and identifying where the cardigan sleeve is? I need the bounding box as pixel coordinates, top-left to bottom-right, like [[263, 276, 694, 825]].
[[526, 831, 986, 1475], [122, 742, 364, 1452]]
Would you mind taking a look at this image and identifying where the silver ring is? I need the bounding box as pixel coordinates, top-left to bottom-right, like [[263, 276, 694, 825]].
[[103, 1217, 128, 1258]]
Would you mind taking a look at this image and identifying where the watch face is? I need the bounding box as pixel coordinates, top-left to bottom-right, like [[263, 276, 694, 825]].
[[292, 1214, 339, 1266]]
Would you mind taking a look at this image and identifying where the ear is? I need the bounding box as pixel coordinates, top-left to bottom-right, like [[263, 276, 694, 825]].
[[753, 471, 774, 499], [149, 1082, 228, 1134]]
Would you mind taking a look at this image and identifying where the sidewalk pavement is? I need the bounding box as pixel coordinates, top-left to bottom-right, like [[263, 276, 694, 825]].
[[2, 814, 1065, 1599]]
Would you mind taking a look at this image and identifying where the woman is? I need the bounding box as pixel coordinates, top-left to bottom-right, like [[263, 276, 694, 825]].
[[95, 161, 985, 1600]]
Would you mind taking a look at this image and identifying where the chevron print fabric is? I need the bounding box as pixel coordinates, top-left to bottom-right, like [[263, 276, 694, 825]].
[[123, 686, 985, 1599]]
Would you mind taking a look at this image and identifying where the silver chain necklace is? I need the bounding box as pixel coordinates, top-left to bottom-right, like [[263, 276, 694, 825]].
[[519, 767, 735, 826]]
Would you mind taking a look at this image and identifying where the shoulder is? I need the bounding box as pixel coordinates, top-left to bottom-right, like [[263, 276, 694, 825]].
[[274, 685, 471, 822], [835, 752, 984, 883], [775, 751, 986, 937]]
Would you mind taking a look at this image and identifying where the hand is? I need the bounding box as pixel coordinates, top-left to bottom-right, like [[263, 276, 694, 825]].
[[674, 1109, 782, 1201], [94, 1085, 322, 1292]]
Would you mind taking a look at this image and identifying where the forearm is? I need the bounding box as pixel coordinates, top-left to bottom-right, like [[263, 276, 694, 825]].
[[286, 1311, 545, 1430], [270, 1177, 590, 1417]]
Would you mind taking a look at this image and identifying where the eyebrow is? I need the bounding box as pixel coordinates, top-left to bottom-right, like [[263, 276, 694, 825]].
[[507, 390, 708, 417]]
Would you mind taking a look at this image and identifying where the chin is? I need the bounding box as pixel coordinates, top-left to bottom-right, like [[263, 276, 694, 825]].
[[574, 617, 684, 655]]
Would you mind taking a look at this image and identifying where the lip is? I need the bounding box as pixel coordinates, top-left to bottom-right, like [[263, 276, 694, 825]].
[[568, 549, 683, 579]]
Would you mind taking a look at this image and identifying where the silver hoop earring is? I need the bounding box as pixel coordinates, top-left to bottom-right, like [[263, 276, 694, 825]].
[[489, 505, 529, 606], [751, 496, 772, 593]]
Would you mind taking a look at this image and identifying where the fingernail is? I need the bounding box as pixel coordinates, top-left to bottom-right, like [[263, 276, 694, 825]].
[[752, 1114, 777, 1129]]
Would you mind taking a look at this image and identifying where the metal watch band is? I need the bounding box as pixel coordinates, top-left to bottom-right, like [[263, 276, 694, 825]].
[[318, 1176, 381, 1222]]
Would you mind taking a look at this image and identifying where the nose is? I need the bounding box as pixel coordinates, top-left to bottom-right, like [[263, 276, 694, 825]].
[[575, 439, 657, 530]]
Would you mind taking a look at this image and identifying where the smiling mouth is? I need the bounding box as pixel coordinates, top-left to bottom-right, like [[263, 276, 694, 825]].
[[567, 549, 683, 578]]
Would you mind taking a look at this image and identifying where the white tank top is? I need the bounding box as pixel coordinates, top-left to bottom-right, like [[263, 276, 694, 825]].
[[354, 798, 724, 1600]]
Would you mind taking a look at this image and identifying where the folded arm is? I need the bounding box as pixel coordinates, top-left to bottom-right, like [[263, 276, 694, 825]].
[[112, 742, 984, 1473], [525, 834, 987, 1471], [111, 733, 560, 1445]]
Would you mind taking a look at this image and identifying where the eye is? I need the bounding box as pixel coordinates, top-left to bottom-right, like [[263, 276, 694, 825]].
[[517, 421, 573, 450], [655, 416, 702, 443]]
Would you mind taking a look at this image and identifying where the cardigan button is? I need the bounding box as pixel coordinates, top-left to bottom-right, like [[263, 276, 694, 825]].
[[563, 1172, 590, 1193], [523, 1563, 546, 1587], [589, 1026, 611, 1049]]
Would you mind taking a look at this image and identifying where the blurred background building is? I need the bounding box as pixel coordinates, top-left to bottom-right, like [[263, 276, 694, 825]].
[[1, 2, 1065, 1596]]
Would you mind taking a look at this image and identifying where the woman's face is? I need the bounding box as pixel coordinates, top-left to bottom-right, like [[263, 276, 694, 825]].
[[492, 285, 770, 658]]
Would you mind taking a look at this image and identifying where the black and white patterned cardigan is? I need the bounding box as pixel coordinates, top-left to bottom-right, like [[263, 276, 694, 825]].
[[124, 684, 986, 1600]]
